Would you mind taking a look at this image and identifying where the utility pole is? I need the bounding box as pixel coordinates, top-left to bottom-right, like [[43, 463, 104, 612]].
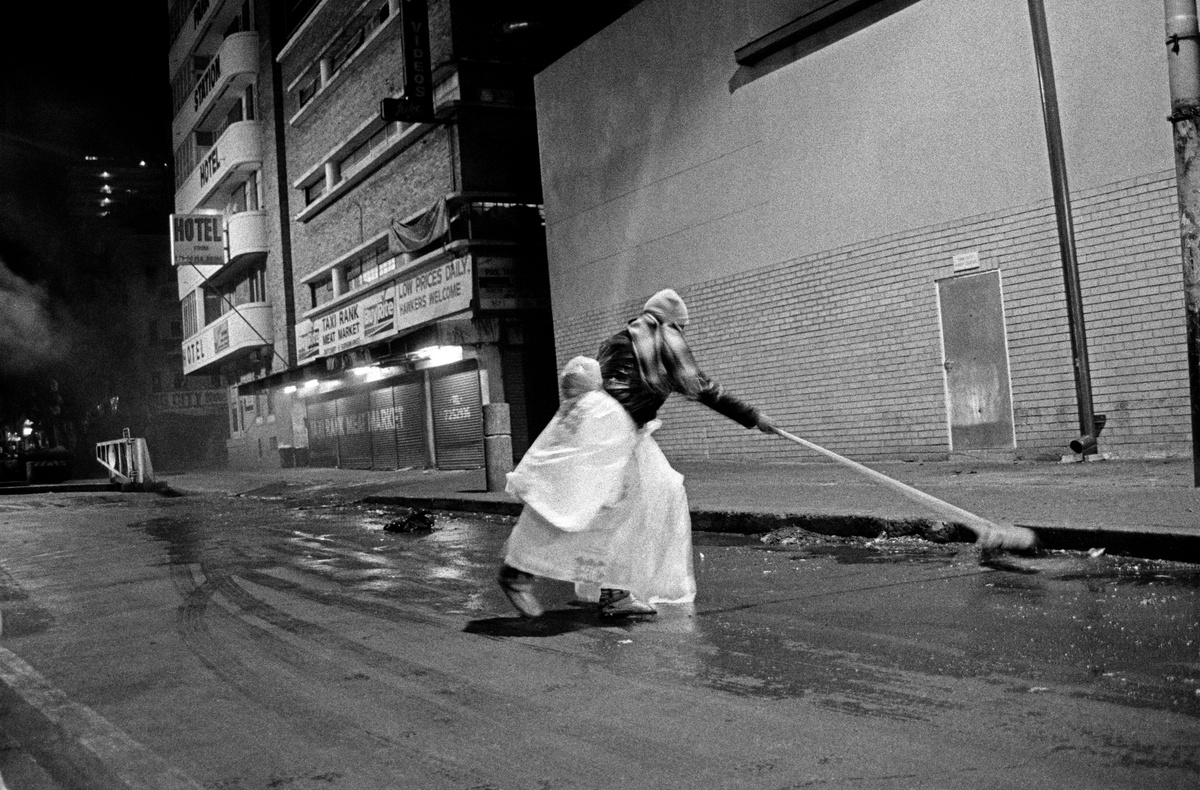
[[1164, 0, 1200, 487], [1026, 0, 1099, 456]]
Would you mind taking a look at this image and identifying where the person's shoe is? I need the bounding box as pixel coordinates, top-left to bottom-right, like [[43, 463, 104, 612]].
[[599, 589, 656, 617], [498, 567, 543, 618]]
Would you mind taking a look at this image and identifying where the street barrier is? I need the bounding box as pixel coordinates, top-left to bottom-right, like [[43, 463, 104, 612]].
[[95, 431, 156, 487]]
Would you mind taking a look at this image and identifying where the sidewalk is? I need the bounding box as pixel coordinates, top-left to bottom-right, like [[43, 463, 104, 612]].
[[161, 455, 1200, 562]]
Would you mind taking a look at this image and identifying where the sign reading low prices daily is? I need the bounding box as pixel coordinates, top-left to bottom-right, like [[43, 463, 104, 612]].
[[170, 213, 225, 268], [296, 256, 473, 362]]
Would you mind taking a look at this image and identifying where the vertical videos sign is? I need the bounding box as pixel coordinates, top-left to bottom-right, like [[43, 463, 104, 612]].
[[381, 0, 434, 123]]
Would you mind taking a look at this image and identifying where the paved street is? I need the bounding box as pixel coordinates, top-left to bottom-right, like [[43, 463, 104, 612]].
[[0, 480, 1198, 789]]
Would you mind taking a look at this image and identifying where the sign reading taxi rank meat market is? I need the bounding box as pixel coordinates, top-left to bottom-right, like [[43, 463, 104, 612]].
[[295, 257, 473, 361]]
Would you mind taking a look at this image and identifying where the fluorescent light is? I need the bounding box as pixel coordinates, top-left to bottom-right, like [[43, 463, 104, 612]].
[[414, 345, 463, 366], [303, 379, 319, 389], [283, 385, 297, 394]]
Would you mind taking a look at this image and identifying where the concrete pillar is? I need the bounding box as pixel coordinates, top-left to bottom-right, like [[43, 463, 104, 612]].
[[319, 57, 333, 86], [324, 161, 340, 192], [483, 402, 513, 493]]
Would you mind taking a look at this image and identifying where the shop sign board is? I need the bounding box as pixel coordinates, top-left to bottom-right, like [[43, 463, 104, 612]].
[[170, 213, 225, 268], [295, 256, 473, 361]]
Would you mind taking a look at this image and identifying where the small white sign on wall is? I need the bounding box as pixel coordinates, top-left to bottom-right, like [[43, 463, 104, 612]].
[[952, 251, 981, 272]]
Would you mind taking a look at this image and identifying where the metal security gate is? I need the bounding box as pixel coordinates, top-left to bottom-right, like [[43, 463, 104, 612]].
[[392, 380, 428, 468], [306, 399, 338, 467], [337, 391, 373, 469], [430, 362, 484, 469], [368, 387, 399, 469]]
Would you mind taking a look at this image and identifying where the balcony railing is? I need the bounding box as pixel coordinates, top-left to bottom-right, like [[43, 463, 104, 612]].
[[226, 210, 268, 265], [181, 302, 275, 376], [175, 120, 263, 213], [172, 31, 260, 150]]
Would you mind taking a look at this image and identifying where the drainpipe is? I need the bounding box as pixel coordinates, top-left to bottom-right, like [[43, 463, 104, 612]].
[[1165, 0, 1200, 486], [1026, 0, 1100, 456]]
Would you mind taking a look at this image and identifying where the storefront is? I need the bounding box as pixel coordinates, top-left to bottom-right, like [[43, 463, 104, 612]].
[[302, 359, 484, 471]]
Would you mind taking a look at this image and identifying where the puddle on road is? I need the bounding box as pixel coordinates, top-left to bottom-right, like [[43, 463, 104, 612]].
[[107, 494, 1200, 720]]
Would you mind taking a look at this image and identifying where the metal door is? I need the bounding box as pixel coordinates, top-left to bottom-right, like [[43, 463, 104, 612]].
[[305, 399, 338, 467], [368, 387, 399, 469], [392, 380, 429, 468], [937, 270, 1016, 451], [336, 392, 373, 469], [430, 362, 484, 469]]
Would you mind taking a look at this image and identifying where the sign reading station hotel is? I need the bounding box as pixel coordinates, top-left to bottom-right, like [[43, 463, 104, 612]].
[[170, 213, 225, 268], [296, 256, 472, 362]]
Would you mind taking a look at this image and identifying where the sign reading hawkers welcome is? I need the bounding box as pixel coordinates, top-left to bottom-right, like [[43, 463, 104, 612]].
[[296, 256, 472, 362]]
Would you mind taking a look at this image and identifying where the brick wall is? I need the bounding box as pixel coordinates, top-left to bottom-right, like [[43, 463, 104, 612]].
[[553, 170, 1191, 463]]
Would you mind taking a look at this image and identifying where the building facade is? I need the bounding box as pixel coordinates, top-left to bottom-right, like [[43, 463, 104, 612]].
[[167, 0, 562, 471], [536, 0, 1192, 463]]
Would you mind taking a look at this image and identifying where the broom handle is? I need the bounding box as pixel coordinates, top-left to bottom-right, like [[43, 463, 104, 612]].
[[767, 426, 1003, 536]]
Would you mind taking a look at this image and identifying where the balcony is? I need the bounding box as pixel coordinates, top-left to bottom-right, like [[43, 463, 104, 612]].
[[175, 120, 263, 213], [226, 210, 267, 264], [182, 302, 275, 376], [169, 0, 248, 79], [172, 31, 260, 150]]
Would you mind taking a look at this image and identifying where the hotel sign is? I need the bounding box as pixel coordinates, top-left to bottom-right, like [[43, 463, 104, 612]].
[[170, 213, 225, 268], [296, 256, 472, 361]]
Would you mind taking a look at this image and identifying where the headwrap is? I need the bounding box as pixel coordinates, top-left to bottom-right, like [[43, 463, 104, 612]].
[[641, 288, 689, 327], [627, 290, 704, 398], [558, 356, 603, 400]]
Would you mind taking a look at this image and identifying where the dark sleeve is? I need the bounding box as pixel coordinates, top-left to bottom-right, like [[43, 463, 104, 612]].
[[692, 377, 760, 428]]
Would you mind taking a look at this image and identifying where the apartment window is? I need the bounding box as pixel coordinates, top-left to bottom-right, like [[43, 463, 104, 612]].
[[297, 76, 319, 108], [290, 1, 393, 113], [310, 276, 334, 308], [345, 248, 396, 291], [182, 291, 199, 337], [304, 178, 326, 206], [340, 123, 397, 178], [328, 29, 366, 74], [247, 264, 267, 302], [231, 172, 259, 213]]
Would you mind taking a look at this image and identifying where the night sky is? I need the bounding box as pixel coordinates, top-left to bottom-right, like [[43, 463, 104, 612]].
[[0, 2, 170, 415], [0, 3, 170, 159]]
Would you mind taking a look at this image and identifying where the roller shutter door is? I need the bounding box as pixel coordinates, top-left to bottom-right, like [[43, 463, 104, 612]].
[[393, 380, 429, 468], [368, 387, 399, 469], [306, 399, 338, 467], [337, 392, 373, 469], [430, 363, 484, 469]]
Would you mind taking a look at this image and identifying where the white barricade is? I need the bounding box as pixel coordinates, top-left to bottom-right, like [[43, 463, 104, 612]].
[[95, 432, 156, 486]]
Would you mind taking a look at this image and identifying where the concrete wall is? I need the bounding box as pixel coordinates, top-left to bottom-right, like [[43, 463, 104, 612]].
[[537, 0, 1189, 461]]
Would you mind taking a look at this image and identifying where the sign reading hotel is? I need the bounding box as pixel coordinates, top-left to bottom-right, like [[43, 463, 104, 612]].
[[170, 213, 225, 268], [296, 256, 473, 361]]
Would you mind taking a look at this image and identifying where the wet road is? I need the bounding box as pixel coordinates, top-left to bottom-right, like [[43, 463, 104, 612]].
[[0, 487, 1198, 789]]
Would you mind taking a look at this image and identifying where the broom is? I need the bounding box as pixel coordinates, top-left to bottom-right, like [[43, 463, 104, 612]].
[[767, 426, 1040, 554]]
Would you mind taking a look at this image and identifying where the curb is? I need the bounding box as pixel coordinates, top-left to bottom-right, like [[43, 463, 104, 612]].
[[360, 494, 1200, 562], [0, 482, 120, 497], [0, 646, 204, 790]]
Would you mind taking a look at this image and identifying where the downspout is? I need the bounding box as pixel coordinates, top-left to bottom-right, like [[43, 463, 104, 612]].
[[1026, 0, 1100, 456]]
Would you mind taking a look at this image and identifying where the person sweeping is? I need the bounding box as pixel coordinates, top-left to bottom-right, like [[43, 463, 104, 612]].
[[498, 289, 776, 618]]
